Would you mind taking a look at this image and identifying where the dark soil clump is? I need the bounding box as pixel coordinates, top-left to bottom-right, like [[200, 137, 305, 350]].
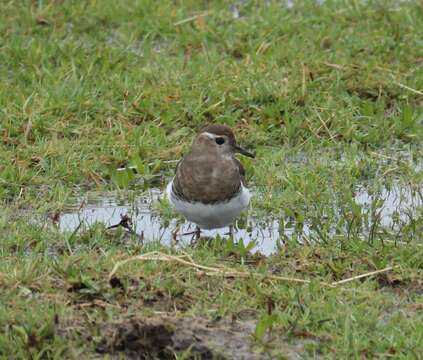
[[96, 316, 262, 359]]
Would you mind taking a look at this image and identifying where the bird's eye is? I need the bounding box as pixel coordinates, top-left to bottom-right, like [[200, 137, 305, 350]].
[[215, 137, 225, 145]]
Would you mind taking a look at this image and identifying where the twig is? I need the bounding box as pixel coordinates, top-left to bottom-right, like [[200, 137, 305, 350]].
[[393, 82, 423, 96], [331, 266, 397, 286], [24, 119, 32, 142], [174, 11, 211, 26], [202, 270, 315, 284], [312, 108, 336, 141], [116, 160, 179, 172], [323, 62, 344, 70], [77, 299, 121, 309], [377, 166, 399, 181], [106, 214, 133, 232], [301, 62, 307, 97], [383, 239, 422, 247], [109, 251, 229, 279]]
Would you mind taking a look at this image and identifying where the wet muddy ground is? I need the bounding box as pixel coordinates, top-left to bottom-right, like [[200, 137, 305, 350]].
[[96, 316, 262, 359], [92, 316, 318, 359]]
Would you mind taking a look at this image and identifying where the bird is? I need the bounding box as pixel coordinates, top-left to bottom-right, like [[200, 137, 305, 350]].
[[166, 124, 255, 239]]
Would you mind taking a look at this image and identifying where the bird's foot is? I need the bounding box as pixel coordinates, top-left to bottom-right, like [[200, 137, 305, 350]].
[[181, 226, 202, 244]]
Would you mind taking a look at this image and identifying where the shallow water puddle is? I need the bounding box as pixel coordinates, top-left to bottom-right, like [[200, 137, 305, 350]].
[[59, 182, 422, 255], [59, 189, 281, 255], [355, 184, 423, 229]]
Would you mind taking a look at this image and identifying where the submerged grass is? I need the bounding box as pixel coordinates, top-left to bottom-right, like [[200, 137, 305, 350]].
[[1, 0, 422, 358]]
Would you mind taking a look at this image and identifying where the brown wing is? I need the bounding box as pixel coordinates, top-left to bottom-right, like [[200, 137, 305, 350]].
[[172, 153, 242, 204], [171, 159, 185, 200]]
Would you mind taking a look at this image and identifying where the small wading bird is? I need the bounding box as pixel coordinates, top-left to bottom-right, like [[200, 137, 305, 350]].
[[167, 124, 255, 239]]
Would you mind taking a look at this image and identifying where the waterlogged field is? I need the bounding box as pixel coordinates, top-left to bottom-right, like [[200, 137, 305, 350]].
[[1, 0, 422, 358]]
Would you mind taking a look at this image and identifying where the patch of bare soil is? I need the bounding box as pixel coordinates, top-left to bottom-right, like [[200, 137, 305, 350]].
[[96, 316, 257, 359], [96, 316, 316, 359], [376, 273, 423, 295]]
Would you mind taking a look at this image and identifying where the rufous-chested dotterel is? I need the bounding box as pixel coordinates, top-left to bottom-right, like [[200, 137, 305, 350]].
[[167, 124, 255, 238]]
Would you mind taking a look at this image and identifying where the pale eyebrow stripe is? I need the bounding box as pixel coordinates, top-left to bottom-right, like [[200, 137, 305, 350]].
[[201, 132, 216, 139]]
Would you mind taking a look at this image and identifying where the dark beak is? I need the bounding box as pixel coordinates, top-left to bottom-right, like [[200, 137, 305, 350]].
[[234, 144, 255, 158]]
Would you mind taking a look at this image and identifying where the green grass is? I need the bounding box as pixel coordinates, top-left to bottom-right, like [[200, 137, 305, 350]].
[[1, 0, 423, 358]]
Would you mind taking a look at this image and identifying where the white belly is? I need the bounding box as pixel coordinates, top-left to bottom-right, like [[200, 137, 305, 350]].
[[166, 179, 251, 229]]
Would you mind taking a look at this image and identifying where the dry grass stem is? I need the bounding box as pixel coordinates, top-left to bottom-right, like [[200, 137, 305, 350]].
[[331, 266, 397, 286], [109, 251, 398, 288], [174, 11, 211, 26], [393, 82, 423, 96]]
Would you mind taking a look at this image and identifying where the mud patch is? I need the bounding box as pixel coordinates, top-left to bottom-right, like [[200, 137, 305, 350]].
[[96, 316, 260, 359], [96, 316, 317, 359], [376, 273, 423, 295]]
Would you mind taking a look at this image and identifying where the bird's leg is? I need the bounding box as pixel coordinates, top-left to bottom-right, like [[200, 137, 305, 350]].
[[225, 224, 234, 238], [189, 226, 201, 245], [182, 227, 201, 237]]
